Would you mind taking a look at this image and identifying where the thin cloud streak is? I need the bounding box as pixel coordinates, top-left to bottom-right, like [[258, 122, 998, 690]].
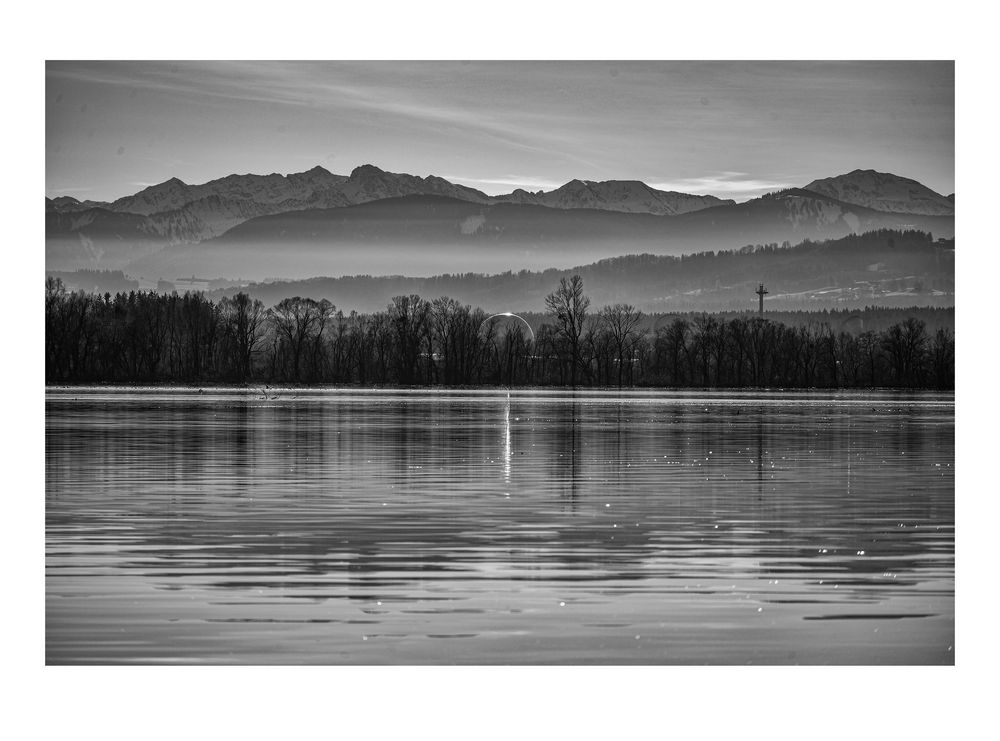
[[51, 62, 588, 154], [46, 186, 96, 194], [650, 172, 797, 201], [49, 61, 606, 179], [443, 175, 565, 194]]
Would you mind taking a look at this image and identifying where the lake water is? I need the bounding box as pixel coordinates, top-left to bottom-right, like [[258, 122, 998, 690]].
[[45, 388, 954, 665]]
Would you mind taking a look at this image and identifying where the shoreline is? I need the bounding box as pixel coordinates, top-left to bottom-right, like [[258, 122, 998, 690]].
[[44, 383, 956, 395]]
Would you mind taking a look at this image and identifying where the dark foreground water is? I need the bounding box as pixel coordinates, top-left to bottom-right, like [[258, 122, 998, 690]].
[[46, 388, 954, 665]]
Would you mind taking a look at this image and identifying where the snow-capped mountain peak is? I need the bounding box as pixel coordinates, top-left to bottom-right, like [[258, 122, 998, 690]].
[[495, 177, 735, 215], [803, 169, 953, 216]]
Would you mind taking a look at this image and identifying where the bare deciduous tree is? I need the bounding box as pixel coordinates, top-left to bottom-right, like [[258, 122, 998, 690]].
[[601, 303, 644, 387], [269, 296, 334, 382], [544, 275, 590, 387]]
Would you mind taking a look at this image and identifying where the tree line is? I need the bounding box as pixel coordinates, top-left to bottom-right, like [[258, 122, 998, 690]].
[[45, 275, 954, 389]]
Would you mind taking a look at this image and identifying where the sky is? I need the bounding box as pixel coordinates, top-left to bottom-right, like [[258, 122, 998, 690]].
[[45, 60, 954, 203]]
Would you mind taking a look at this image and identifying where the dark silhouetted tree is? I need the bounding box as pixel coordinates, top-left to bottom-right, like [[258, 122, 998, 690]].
[[544, 275, 590, 387]]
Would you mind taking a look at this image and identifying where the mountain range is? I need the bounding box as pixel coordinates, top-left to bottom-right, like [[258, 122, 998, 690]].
[[46, 165, 955, 280]]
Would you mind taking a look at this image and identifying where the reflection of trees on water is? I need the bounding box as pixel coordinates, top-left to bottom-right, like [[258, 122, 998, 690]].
[[757, 409, 765, 501], [739, 402, 953, 591], [229, 400, 252, 486], [47, 397, 953, 601], [551, 397, 581, 509]]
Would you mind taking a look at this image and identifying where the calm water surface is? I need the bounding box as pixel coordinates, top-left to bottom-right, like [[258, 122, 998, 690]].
[[46, 388, 954, 664]]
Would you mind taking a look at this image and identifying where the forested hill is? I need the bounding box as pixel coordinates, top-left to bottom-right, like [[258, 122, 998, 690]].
[[205, 229, 953, 313]]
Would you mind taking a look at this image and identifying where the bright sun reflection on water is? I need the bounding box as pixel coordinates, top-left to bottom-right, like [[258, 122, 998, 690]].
[[503, 392, 512, 485]]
